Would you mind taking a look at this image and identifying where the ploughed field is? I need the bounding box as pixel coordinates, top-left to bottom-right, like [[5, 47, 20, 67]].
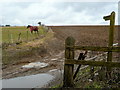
[[48, 25, 119, 47]]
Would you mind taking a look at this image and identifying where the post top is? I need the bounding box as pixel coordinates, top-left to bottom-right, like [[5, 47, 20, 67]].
[[103, 11, 115, 21]]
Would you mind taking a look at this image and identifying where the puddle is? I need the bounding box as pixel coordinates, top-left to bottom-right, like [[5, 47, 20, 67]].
[[0, 80, 1, 90], [22, 62, 48, 69], [2, 73, 54, 88]]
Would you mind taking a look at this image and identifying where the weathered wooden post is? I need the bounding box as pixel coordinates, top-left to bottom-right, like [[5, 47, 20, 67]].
[[117, 2, 120, 82], [10, 34, 13, 43], [18, 33, 21, 41], [63, 36, 75, 87], [73, 53, 84, 80], [27, 31, 28, 41], [118, 0, 120, 62], [8, 30, 10, 43], [118, 2, 120, 62], [103, 11, 115, 79], [73, 51, 87, 80]]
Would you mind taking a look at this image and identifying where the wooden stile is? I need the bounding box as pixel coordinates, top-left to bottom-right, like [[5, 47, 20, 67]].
[[63, 12, 120, 87]]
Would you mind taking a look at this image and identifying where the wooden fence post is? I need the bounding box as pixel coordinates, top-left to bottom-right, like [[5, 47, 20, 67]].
[[73, 51, 87, 80], [103, 11, 115, 79], [108, 12, 115, 79], [27, 31, 28, 41], [63, 36, 75, 87], [18, 33, 21, 41], [118, 3, 120, 82], [10, 34, 13, 43], [73, 53, 84, 80], [8, 30, 10, 43]]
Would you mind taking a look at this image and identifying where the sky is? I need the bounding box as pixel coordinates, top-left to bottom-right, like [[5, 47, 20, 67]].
[[0, 0, 120, 26]]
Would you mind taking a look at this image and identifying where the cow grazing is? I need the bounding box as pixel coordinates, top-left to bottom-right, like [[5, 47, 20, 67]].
[[27, 25, 39, 34]]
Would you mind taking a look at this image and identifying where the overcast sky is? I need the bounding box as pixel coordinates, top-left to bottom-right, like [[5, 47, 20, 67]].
[[0, 0, 119, 26]]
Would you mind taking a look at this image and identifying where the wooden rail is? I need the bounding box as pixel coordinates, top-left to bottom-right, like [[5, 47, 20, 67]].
[[73, 43, 118, 82], [65, 60, 120, 67], [67, 46, 120, 52]]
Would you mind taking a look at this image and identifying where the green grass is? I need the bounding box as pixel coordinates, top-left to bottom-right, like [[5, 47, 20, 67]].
[[2, 27, 54, 65], [2, 26, 46, 43], [51, 84, 62, 88], [2, 46, 45, 65], [85, 81, 102, 88]]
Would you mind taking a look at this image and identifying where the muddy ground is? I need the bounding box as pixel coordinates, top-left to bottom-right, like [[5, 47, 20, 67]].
[[2, 30, 64, 79], [2, 25, 119, 88]]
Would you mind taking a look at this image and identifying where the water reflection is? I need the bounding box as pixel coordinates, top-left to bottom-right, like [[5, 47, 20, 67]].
[[2, 74, 54, 88]]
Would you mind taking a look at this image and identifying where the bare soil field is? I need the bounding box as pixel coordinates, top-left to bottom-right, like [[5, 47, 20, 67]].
[[48, 25, 119, 46]]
